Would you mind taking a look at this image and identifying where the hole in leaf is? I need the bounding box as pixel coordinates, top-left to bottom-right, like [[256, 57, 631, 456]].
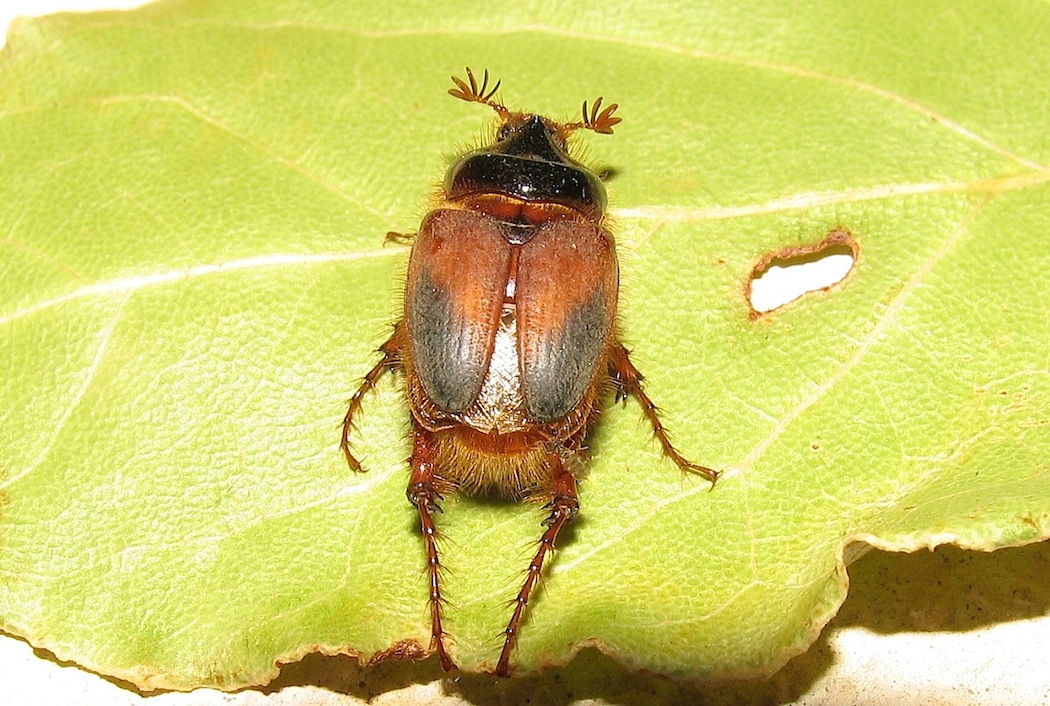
[[747, 229, 858, 316]]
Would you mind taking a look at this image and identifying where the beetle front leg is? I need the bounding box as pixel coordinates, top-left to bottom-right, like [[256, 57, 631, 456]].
[[608, 343, 719, 484], [406, 426, 456, 672], [383, 231, 415, 246], [340, 328, 404, 472], [495, 454, 579, 677]]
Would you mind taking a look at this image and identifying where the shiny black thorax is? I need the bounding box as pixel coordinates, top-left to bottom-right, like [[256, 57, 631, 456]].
[[445, 114, 606, 221]]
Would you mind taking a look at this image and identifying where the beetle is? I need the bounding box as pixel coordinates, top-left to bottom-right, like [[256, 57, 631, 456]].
[[341, 68, 718, 676]]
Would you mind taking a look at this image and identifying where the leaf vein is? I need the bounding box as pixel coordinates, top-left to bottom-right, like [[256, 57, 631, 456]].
[[556, 195, 994, 574], [0, 250, 400, 326], [613, 173, 1049, 222], [1, 295, 128, 491], [98, 93, 393, 221], [80, 18, 1050, 175]]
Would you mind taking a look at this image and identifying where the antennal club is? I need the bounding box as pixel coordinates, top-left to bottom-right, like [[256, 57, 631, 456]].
[[561, 96, 622, 136], [449, 67, 509, 120], [582, 97, 622, 134]]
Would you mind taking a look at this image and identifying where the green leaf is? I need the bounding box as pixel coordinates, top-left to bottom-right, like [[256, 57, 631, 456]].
[[2, 0, 1048, 691]]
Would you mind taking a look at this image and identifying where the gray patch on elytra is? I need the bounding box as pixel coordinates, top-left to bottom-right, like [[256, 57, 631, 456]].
[[407, 269, 488, 414], [522, 289, 611, 422]]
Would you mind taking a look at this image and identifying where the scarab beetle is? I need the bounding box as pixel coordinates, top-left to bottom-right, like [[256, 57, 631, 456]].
[[341, 69, 718, 676]]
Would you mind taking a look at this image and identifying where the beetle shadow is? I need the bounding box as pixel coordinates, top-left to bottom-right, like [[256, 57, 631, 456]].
[[259, 539, 1050, 704]]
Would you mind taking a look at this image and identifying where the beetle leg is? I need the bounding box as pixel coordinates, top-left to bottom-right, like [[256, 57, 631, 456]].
[[407, 427, 456, 672], [383, 231, 415, 246], [495, 455, 579, 677], [608, 343, 719, 484], [340, 331, 403, 473]]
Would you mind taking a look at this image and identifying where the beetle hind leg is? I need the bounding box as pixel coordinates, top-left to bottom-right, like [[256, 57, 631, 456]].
[[341, 330, 403, 473], [608, 343, 719, 484], [407, 427, 457, 671], [495, 454, 579, 677]]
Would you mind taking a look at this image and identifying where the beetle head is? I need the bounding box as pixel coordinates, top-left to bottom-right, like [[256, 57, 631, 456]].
[[444, 69, 620, 221]]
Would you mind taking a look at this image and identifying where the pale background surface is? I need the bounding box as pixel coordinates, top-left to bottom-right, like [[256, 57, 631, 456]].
[[2, 2, 1047, 704]]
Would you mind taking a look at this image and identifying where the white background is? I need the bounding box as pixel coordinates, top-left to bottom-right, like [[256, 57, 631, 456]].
[[1, 2, 1047, 705]]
